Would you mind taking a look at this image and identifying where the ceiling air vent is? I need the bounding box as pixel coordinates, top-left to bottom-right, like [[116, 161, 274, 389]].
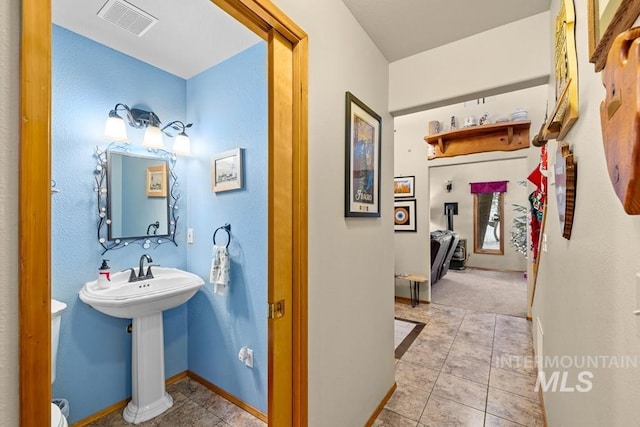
[[97, 0, 158, 37]]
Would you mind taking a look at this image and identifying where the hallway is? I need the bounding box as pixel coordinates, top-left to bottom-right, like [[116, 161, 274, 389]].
[[376, 301, 544, 426]]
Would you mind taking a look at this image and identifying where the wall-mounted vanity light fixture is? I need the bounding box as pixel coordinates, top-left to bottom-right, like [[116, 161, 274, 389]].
[[445, 180, 453, 192], [104, 103, 193, 155]]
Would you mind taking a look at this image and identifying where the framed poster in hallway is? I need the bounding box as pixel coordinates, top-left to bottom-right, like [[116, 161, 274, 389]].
[[394, 199, 417, 232], [345, 91, 382, 217], [394, 176, 415, 198]]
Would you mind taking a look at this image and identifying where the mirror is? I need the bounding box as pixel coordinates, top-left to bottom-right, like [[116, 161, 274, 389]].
[[95, 146, 179, 253], [474, 192, 504, 255], [108, 151, 169, 239]]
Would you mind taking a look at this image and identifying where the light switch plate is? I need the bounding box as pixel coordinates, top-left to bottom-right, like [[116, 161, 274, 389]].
[[187, 228, 194, 244]]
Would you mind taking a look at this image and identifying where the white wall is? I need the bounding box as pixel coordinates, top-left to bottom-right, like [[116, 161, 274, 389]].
[[393, 85, 547, 298], [429, 159, 528, 271], [389, 12, 550, 115], [271, 1, 395, 426], [532, 2, 640, 425], [0, 0, 20, 425]]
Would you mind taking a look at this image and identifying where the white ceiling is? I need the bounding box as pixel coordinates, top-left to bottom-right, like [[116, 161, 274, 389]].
[[53, 0, 551, 79], [342, 0, 551, 62], [52, 0, 261, 79]]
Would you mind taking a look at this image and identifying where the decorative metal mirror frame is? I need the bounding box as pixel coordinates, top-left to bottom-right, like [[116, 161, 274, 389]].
[[94, 144, 180, 254]]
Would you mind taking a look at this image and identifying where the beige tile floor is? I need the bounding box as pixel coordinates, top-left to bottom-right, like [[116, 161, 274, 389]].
[[87, 301, 541, 426], [86, 377, 266, 427], [376, 301, 545, 427]]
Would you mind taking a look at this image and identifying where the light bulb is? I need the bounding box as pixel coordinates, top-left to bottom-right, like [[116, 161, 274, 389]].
[[172, 132, 191, 155], [104, 113, 128, 142], [142, 125, 164, 149]]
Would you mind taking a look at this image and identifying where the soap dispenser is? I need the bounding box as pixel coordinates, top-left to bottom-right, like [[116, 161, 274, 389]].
[[98, 259, 111, 289]]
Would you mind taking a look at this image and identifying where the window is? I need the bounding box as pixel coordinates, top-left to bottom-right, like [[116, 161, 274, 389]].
[[470, 181, 507, 255]]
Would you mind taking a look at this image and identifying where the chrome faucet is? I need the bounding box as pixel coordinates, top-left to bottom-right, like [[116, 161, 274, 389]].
[[138, 254, 154, 279]]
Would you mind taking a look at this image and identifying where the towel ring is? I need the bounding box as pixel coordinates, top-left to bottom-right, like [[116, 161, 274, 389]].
[[213, 223, 231, 249]]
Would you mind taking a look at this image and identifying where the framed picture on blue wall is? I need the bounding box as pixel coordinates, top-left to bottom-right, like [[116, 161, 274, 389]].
[[344, 91, 382, 217], [146, 164, 167, 197], [212, 148, 244, 193]]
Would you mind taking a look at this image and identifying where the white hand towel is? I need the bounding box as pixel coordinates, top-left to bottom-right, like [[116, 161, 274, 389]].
[[210, 245, 230, 295]]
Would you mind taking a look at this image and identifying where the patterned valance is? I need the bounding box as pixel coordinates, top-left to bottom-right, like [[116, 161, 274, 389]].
[[470, 180, 508, 194]]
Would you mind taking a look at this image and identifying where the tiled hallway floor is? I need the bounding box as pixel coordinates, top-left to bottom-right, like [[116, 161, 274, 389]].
[[375, 301, 545, 426], [87, 377, 266, 427]]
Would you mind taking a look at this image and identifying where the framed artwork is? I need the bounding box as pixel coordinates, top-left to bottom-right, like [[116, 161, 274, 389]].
[[394, 199, 417, 232], [212, 148, 243, 193], [588, 0, 640, 71], [555, 143, 576, 239], [146, 164, 167, 197], [541, 0, 578, 141], [394, 176, 415, 198], [345, 91, 382, 217]]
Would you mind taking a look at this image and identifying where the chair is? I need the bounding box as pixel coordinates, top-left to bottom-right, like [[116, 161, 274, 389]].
[[438, 231, 459, 280], [430, 231, 452, 285]]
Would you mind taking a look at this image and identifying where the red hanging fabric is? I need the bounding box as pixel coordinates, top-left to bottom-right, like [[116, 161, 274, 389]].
[[469, 180, 508, 194]]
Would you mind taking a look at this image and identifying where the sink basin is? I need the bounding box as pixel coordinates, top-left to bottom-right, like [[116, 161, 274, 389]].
[[79, 266, 204, 319], [79, 266, 205, 424]]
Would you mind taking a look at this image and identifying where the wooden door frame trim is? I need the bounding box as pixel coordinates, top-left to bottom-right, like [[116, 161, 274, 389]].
[[20, 0, 308, 425]]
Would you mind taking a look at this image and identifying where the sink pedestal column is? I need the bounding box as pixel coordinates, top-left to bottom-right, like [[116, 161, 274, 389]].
[[123, 312, 173, 424]]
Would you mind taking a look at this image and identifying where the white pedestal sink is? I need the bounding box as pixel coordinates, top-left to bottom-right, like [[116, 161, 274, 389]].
[[79, 267, 204, 424]]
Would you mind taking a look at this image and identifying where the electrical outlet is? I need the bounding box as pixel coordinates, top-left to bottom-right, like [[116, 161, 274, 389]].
[[245, 348, 254, 368], [187, 228, 194, 244], [238, 346, 254, 368]]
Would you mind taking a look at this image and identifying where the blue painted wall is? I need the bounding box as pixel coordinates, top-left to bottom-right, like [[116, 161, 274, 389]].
[[52, 24, 267, 422], [52, 25, 188, 423], [185, 43, 268, 413]]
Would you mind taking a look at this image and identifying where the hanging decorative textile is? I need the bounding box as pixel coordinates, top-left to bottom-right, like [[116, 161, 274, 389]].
[[469, 180, 508, 194]]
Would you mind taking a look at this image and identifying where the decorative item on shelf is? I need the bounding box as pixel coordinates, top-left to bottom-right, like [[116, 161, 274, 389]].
[[599, 27, 640, 214], [428, 121, 441, 135], [543, 0, 579, 141], [104, 103, 193, 155], [450, 116, 457, 131], [394, 176, 415, 198], [344, 91, 382, 217], [479, 113, 490, 125], [211, 148, 244, 193], [555, 143, 576, 239], [510, 108, 528, 122], [463, 115, 477, 128], [394, 199, 417, 232], [588, 0, 640, 72]]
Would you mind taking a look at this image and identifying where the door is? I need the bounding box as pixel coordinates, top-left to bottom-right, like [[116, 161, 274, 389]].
[[19, 0, 308, 425]]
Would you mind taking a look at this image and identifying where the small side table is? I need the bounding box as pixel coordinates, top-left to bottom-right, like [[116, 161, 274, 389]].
[[395, 274, 429, 307]]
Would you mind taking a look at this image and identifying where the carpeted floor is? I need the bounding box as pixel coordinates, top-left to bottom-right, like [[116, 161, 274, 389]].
[[431, 268, 527, 317]]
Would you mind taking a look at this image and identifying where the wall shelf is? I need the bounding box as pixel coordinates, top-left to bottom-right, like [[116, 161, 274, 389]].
[[425, 121, 531, 160]]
